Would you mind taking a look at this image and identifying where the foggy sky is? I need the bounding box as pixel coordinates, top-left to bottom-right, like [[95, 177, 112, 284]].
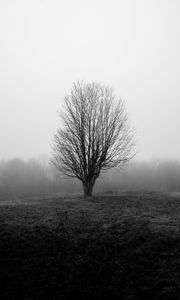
[[0, 0, 180, 160]]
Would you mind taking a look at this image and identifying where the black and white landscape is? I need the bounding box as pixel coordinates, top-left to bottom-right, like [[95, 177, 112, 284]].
[[0, 1, 180, 299]]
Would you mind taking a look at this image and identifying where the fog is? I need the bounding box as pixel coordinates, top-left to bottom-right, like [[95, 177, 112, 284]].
[[0, 0, 180, 161], [0, 157, 180, 196], [0, 1, 180, 194]]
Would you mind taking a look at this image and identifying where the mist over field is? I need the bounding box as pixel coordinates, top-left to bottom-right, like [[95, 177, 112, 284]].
[[0, 157, 180, 196]]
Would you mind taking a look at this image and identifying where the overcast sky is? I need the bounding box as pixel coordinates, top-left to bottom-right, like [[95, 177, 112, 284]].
[[0, 0, 180, 161]]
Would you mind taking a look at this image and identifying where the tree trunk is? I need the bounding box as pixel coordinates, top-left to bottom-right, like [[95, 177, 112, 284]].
[[82, 182, 94, 197]]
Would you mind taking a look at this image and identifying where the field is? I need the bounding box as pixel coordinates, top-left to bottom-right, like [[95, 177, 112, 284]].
[[0, 191, 180, 299]]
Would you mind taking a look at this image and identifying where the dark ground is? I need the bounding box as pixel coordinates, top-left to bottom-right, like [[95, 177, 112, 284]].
[[0, 191, 180, 299]]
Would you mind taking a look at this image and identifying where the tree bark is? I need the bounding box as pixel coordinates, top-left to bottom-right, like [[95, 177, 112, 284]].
[[82, 182, 94, 197]]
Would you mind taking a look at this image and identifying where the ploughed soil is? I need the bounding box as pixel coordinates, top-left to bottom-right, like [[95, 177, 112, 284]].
[[0, 191, 180, 299]]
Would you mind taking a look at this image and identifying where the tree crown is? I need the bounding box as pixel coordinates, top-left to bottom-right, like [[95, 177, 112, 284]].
[[52, 81, 135, 184]]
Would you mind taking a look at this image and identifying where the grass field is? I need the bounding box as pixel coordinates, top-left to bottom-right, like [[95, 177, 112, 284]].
[[0, 191, 180, 299]]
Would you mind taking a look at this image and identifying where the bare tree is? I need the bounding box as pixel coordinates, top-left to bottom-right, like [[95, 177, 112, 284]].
[[52, 81, 135, 197]]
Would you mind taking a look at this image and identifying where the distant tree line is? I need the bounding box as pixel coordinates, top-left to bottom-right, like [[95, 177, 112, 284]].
[[96, 159, 180, 193], [0, 158, 180, 196], [0, 158, 80, 196]]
